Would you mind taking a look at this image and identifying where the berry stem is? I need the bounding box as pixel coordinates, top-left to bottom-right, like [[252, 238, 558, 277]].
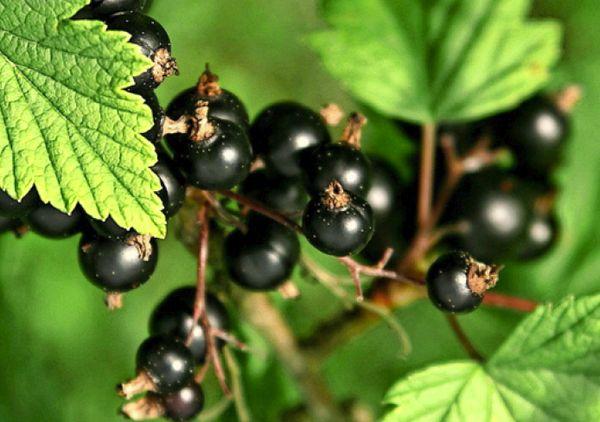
[[417, 123, 437, 231], [191, 204, 231, 397], [445, 315, 484, 361], [483, 292, 537, 312], [320, 103, 345, 126], [223, 347, 252, 422], [218, 189, 302, 232]]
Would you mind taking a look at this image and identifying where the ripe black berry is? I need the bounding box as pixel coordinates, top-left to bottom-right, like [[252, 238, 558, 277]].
[[426, 251, 499, 313], [157, 383, 205, 421], [127, 87, 165, 144], [240, 169, 307, 214], [302, 182, 374, 256], [365, 157, 403, 223], [78, 232, 158, 292], [107, 12, 176, 91], [301, 143, 371, 197], [150, 287, 229, 363], [517, 212, 558, 261], [153, 154, 186, 218], [74, 0, 148, 20], [446, 170, 533, 261], [0, 216, 20, 234], [134, 335, 195, 394], [175, 117, 253, 190], [90, 216, 131, 239], [224, 213, 300, 290], [27, 205, 83, 239], [166, 67, 249, 132], [0, 189, 39, 218], [250, 102, 331, 177], [498, 96, 569, 176]]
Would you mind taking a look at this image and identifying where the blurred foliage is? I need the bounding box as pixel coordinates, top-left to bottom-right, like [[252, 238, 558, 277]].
[[0, 0, 598, 421]]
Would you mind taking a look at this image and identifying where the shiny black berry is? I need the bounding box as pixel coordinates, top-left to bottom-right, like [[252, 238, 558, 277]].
[[158, 383, 205, 421], [90, 216, 131, 239], [240, 170, 307, 214], [426, 251, 499, 313], [175, 118, 253, 190], [153, 154, 186, 218], [27, 205, 83, 239], [150, 287, 229, 363], [0, 189, 39, 218], [0, 216, 20, 234], [74, 0, 148, 19], [224, 213, 300, 290], [302, 182, 374, 256], [446, 170, 533, 261], [365, 157, 403, 223], [166, 68, 249, 132], [250, 102, 330, 177], [78, 232, 158, 292], [301, 143, 371, 197], [517, 212, 558, 261], [127, 87, 165, 144], [107, 13, 176, 91], [498, 96, 569, 176], [136, 335, 195, 394]]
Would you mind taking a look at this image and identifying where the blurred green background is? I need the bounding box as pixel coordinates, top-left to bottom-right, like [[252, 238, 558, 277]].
[[0, 1, 598, 421]]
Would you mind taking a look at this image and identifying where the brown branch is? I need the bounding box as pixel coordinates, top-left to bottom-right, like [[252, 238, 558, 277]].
[[417, 123, 437, 230], [190, 205, 231, 396], [445, 315, 483, 361], [483, 292, 537, 312], [218, 190, 302, 232]]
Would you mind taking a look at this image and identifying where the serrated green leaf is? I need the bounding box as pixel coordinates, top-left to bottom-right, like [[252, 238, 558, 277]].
[[0, 0, 166, 237], [383, 295, 600, 421], [310, 0, 562, 123]]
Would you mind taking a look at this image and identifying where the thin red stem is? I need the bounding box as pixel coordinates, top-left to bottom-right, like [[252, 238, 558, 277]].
[[190, 204, 231, 396], [445, 315, 483, 361], [417, 123, 436, 230], [484, 292, 537, 312], [219, 190, 302, 232]]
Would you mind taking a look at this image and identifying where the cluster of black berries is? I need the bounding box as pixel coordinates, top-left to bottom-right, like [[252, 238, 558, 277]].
[[117, 287, 230, 420], [0, 1, 185, 307], [420, 91, 575, 313]]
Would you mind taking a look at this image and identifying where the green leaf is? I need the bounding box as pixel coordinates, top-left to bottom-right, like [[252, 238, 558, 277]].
[[383, 295, 600, 421], [0, 0, 166, 237], [310, 0, 562, 123]]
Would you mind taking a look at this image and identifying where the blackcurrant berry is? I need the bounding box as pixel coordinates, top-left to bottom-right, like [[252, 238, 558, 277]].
[[153, 154, 186, 218], [365, 157, 403, 223], [301, 143, 371, 197], [497, 96, 569, 176], [224, 213, 300, 290], [135, 335, 195, 394], [517, 212, 558, 261], [107, 13, 176, 91], [78, 232, 158, 292], [240, 170, 307, 214], [175, 118, 253, 190], [90, 216, 131, 239], [250, 102, 331, 177], [0, 189, 39, 218], [445, 170, 533, 261], [74, 0, 148, 20], [166, 67, 249, 132], [150, 287, 229, 363], [426, 251, 499, 313], [158, 383, 205, 421], [0, 216, 20, 234], [128, 86, 165, 144], [302, 182, 374, 256], [27, 205, 83, 239]]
